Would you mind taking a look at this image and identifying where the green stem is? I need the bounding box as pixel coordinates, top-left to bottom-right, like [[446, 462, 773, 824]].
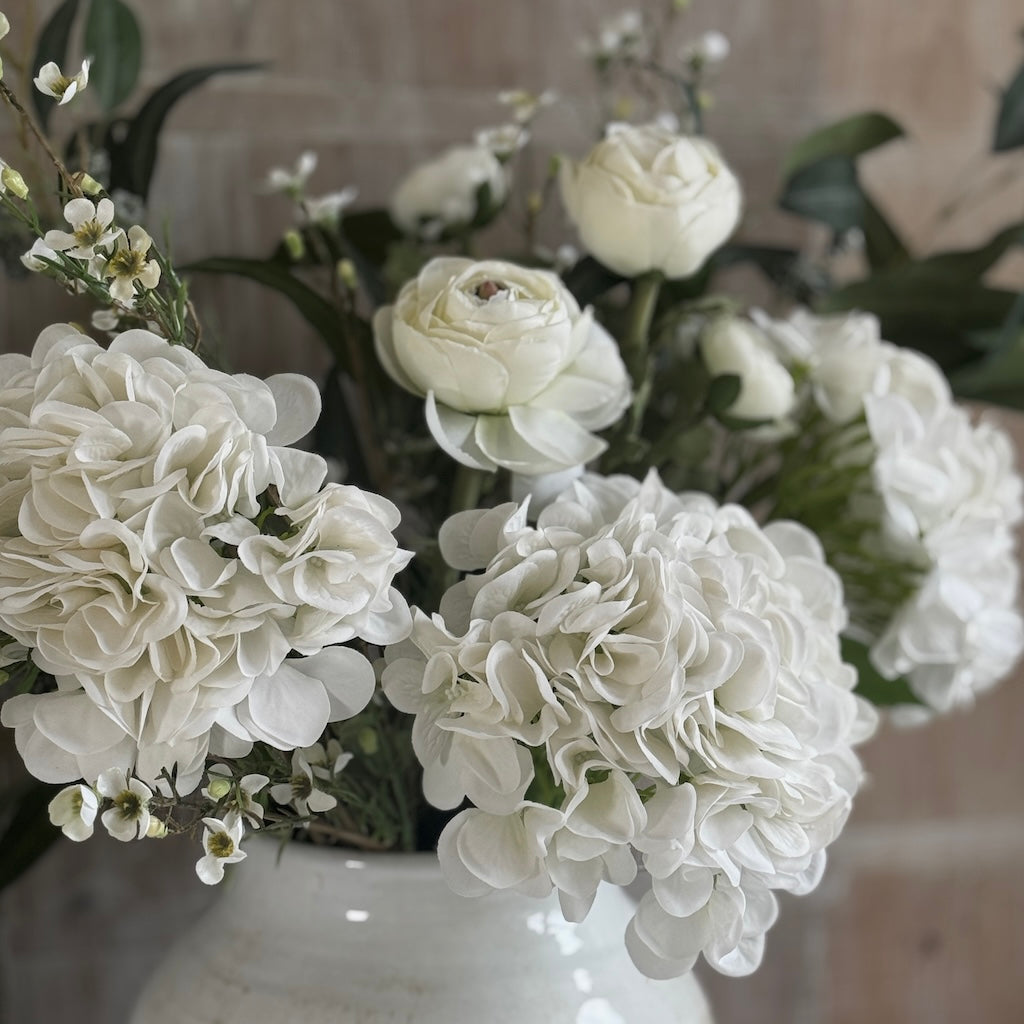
[[619, 270, 664, 440], [450, 462, 485, 518]]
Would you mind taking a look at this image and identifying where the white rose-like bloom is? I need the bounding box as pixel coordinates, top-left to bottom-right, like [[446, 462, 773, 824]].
[[559, 123, 741, 280], [700, 317, 795, 422], [390, 144, 507, 236], [383, 470, 875, 979], [758, 310, 1024, 711], [0, 325, 409, 793], [374, 257, 631, 473]]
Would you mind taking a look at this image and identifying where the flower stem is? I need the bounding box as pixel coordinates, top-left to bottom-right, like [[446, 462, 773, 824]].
[[450, 462, 485, 517], [620, 270, 663, 435], [0, 80, 82, 198]]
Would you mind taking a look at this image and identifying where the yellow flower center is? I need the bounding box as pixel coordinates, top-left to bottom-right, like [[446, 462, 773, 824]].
[[108, 248, 147, 279], [208, 831, 235, 859], [114, 789, 142, 820], [290, 773, 313, 801], [73, 219, 106, 247]]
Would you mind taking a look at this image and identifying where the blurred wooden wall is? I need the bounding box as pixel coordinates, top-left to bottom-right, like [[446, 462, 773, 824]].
[[2, 3, 1024, 1023]]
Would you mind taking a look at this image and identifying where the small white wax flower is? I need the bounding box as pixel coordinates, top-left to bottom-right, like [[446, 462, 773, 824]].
[[48, 784, 98, 842], [269, 747, 338, 815], [97, 768, 153, 842], [90, 307, 121, 333], [203, 763, 269, 826], [196, 816, 247, 885], [21, 237, 59, 272], [104, 225, 161, 304], [684, 30, 731, 67], [475, 123, 529, 159], [44, 197, 119, 259], [0, 12, 9, 40], [497, 88, 557, 124], [302, 187, 358, 226], [33, 58, 91, 105], [265, 151, 317, 197]]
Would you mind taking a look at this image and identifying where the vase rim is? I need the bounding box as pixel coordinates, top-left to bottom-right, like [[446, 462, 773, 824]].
[[252, 835, 444, 877]]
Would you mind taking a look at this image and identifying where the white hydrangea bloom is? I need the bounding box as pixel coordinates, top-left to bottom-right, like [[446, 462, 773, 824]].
[[374, 257, 632, 474], [383, 470, 875, 979], [0, 325, 410, 795], [757, 309, 1024, 711]]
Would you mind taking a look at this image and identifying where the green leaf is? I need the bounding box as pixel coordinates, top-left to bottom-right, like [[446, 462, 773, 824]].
[[841, 636, 922, 707], [779, 156, 864, 232], [562, 256, 623, 307], [340, 209, 404, 306], [712, 244, 801, 285], [950, 293, 1024, 407], [0, 777, 59, 892], [29, 0, 82, 131], [994, 60, 1024, 151], [183, 257, 349, 370], [917, 221, 1024, 279], [782, 111, 905, 179], [83, 0, 142, 112], [862, 193, 910, 270], [820, 267, 1019, 369], [111, 63, 263, 199], [705, 373, 742, 415]]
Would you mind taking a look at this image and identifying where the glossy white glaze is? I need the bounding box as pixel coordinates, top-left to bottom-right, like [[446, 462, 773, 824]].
[[131, 839, 715, 1023]]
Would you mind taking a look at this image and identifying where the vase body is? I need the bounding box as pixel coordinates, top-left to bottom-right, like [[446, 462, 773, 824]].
[[131, 839, 714, 1024]]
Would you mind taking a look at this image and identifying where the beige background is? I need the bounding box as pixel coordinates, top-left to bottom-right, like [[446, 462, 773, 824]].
[[2, 2, 1024, 1022]]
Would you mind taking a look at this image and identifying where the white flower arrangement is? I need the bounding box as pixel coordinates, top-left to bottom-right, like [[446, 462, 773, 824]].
[[0, 1, 1021, 993]]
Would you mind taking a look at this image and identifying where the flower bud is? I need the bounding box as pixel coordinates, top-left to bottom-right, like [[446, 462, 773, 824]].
[[146, 817, 168, 839], [336, 257, 357, 290], [207, 778, 231, 800], [0, 165, 28, 199], [77, 173, 104, 196], [357, 727, 379, 756], [283, 228, 305, 261]]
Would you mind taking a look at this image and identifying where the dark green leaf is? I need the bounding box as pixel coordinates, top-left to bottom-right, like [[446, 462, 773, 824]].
[[0, 778, 59, 892], [820, 267, 1019, 369], [562, 256, 623, 307], [341, 209, 403, 268], [918, 222, 1024, 279], [316, 365, 371, 489], [30, 0, 82, 131], [183, 257, 349, 370], [705, 373, 742, 415], [111, 63, 263, 199], [83, 0, 142, 112], [862, 193, 910, 270], [994, 60, 1024, 151], [712, 244, 801, 285], [779, 156, 864, 232], [842, 636, 922, 707], [782, 111, 905, 179], [951, 293, 1024, 407]]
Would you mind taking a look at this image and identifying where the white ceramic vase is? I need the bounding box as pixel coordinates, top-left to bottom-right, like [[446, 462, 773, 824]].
[[131, 838, 715, 1024]]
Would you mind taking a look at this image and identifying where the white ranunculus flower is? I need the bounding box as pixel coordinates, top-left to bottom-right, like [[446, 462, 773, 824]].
[[759, 309, 1024, 712], [559, 123, 742, 280], [700, 317, 795, 422], [390, 144, 507, 236], [374, 257, 631, 473], [383, 469, 875, 980]]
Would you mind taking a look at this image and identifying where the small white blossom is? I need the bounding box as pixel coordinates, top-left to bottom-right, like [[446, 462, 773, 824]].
[[497, 88, 557, 124], [33, 58, 90, 105], [475, 123, 530, 159], [269, 747, 338, 816], [302, 187, 358, 226], [104, 225, 161, 304], [683, 30, 731, 67], [196, 816, 247, 885], [21, 238, 59, 273], [90, 307, 121, 333], [580, 11, 647, 61], [203, 763, 269, 826], [48, 784, 98, 842], [265, 151, 317, 197], [44, 197, 119, 259], [97, 768, 153, 842], [0, 13, 8, 41]]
